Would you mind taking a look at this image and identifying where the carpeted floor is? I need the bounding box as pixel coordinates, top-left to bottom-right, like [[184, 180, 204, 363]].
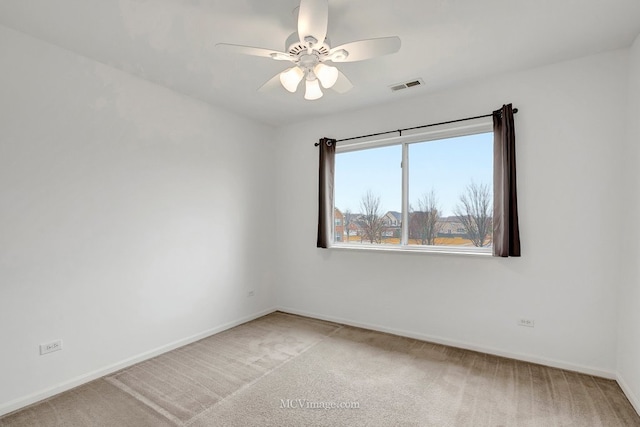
[[1, 312, 639, 426]]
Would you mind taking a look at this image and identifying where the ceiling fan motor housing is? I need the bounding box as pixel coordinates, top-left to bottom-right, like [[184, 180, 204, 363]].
[[285, 32, 330, 58]]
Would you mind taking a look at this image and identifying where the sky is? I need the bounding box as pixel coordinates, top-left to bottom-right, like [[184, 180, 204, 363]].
[[334, 132, 493, 217]]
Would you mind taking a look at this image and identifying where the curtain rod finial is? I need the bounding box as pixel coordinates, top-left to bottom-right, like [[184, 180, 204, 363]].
[[315, 137, 335, 147]]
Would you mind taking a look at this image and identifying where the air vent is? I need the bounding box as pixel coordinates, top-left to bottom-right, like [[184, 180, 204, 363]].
[[287, 42, 330, 57], [390, 78, 424, 92]]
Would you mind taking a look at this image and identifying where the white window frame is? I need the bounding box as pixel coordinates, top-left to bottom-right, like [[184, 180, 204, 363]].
[[332, 118, 493, 256]]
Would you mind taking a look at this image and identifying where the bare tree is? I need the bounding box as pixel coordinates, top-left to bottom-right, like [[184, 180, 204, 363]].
[[454, 182, 492, 247], [410, 189, 442, 245], [359, 190, 385, 243], [343, 209, 353, 243]]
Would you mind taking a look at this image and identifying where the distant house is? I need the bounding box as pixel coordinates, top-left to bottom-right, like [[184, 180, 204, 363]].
[[437, 216, 467, 237], [382, 211, 402, 238], [338, 211, 406, 241], [334, 208, 344, 242], [334, 210, 364, 241], [343, 212, 360, 241], [382, 211, 401, 227]]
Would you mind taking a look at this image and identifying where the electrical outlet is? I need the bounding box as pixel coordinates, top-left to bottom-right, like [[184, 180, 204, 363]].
[[517, 319, 535, 328], [40, 339, 63, 355], [247, 290, 255, 297]]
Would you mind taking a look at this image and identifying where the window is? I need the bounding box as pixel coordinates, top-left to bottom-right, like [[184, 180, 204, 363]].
[[333, 121, 493, 253]]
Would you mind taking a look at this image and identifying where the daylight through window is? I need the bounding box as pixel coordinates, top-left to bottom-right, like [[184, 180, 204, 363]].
[[333, 123, 493, 253]]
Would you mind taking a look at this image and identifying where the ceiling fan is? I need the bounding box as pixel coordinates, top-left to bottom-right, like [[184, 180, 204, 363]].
[[216, 0, 401, 100]]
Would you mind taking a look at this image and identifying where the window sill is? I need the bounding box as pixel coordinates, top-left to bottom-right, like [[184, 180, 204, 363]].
[[327, 244, 492, 257]]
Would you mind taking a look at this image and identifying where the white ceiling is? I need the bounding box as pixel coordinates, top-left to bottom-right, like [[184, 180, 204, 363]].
[[1, 0, 639, 126]]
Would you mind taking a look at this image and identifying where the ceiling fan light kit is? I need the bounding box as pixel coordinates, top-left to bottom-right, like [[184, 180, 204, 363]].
[[216, 0, 401, 101], [280, 67, 305, 92], [314, 63, 339, 89], [304, 78, 323, 100]]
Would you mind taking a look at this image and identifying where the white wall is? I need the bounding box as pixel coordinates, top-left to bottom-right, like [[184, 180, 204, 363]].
[[0, 26, 276, 414], [618, 33, 640, 412], [275, 49, 629, 377]]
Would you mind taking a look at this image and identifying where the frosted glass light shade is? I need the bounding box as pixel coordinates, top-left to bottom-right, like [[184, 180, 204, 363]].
[[304, 78, 323, 100], [279, 67, 304, 93], [314, 63, 339, 89]]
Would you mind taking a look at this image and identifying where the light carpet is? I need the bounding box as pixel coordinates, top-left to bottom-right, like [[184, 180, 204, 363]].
[[1, 312, 638, 426]]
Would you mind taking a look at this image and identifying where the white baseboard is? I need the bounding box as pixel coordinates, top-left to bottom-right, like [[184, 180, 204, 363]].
[[0, 307, 277, 417], [277, 306, 616, 380], [617, 374, 640, 417]]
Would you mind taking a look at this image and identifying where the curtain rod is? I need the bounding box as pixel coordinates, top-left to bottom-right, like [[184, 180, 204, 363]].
[[314, 108, 518, 146]]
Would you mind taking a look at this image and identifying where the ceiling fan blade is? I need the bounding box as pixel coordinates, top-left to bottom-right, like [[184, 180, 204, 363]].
[[329, 36, 401, 63], [297, 0, 328, 46], [258, 73, 284, 93], [216, 43, 293, 60], [332, 70, 353, 94]]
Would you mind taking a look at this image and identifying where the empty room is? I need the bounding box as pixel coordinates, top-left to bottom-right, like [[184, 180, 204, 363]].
[[1, 0, 640, 425]]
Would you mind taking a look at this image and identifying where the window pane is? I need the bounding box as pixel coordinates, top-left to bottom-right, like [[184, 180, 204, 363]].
[[408, 133, 493, 248], [334, 145, 401, 245]]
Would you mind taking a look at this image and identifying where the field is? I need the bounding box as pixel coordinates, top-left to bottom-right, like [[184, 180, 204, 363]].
[[342, 235, 478, 247]]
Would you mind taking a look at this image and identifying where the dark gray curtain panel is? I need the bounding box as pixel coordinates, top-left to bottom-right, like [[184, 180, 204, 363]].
[[493, 104, 521, 257], [317, 138, 336, 248]]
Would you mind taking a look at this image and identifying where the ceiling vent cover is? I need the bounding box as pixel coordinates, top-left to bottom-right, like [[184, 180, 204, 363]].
[[390, 78, 424, 92]]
